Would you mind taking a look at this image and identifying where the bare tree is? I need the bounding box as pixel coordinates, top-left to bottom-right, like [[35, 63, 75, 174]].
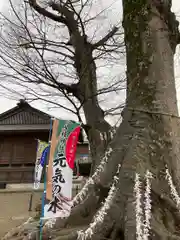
[[0, 0, 125, 172]]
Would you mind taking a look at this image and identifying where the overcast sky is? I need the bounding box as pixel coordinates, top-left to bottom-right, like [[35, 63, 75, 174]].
[[0, 0, 180, 122]]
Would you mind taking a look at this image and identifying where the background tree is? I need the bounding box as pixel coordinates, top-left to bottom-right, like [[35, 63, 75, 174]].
[[0, 0, 125, 172], [3, 0, 180, 240]]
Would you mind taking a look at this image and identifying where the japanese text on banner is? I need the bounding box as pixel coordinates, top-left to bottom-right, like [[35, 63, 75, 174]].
[[44, 120, 80, 219]]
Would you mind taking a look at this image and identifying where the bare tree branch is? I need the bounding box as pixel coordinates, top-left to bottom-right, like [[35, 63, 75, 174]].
[[93, 26, 119, 49], [28, 0, 68, 24]]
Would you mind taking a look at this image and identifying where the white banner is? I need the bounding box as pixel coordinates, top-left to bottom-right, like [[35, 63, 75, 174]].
[[43, 120, 80, 219]]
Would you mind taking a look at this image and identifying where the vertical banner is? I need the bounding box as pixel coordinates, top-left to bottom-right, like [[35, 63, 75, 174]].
[[43, 119, 81, 219], [34, 140, 49, 189]]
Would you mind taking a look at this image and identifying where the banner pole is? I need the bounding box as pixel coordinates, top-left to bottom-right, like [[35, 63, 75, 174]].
[[39, 118, 53, 240]]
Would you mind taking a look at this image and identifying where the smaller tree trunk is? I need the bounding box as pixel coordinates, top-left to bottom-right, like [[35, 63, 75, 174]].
[[72, 37, 112, 172]]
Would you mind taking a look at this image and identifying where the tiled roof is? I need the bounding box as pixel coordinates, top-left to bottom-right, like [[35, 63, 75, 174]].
[[0, 100, 51, 125]]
